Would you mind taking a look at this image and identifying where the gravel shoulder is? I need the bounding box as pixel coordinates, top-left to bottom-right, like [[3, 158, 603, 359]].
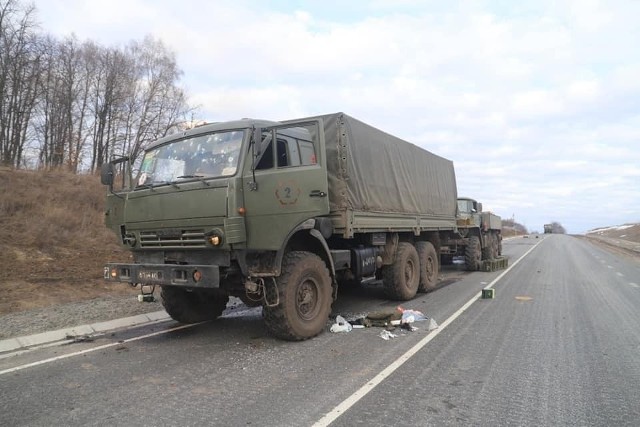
[[0, 292, 163, 340]]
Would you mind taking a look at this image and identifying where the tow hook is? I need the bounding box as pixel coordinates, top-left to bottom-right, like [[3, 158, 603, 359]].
[[137, 284, 156, 302]]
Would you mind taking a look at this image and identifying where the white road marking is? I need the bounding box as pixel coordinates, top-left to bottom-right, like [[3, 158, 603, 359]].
[[0, 323, 198, 376], [630, 283, 639, 288], [313, 241, 542, 427], [616, 272, 624, 277], [607, 265, 613, 269]]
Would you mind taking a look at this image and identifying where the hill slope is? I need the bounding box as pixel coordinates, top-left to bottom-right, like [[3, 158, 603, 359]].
[[0, 169, 135, 314], [586, 224, 640, 243]]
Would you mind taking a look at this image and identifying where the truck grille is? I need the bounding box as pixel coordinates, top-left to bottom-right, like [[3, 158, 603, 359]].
[[139, 229, 206, 248]]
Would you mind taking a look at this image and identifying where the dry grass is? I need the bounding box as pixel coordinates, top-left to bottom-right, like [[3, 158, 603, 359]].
[[0, 169, 135, 314], [586, 224, 640, 244]]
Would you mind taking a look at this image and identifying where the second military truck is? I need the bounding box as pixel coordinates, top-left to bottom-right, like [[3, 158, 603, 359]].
[[101, 112, 460, 340], [440, 198, 502, 271]]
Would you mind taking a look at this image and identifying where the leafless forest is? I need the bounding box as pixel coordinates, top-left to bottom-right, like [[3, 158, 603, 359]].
[[0, 0, 194, 172]]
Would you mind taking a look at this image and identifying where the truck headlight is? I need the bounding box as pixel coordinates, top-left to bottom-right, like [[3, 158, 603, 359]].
[[205, 229, 224, 246]]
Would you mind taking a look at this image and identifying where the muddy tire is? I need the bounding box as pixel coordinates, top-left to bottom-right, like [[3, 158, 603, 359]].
[[482, 235, 492, 260], [416, 241, 439, 292], [161, 286, 229, 323], [263, 251, 332, 341], [465, 235, 482, 271], [382, 242, 420, 300]]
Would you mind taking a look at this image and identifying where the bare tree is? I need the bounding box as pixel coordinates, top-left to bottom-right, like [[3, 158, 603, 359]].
[[120, 36, 190, 164], [2, 0, 196, 172], [0, 0, 42, 168]]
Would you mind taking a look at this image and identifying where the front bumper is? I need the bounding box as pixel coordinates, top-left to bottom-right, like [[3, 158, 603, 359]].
[[104, 263, 220, 288]]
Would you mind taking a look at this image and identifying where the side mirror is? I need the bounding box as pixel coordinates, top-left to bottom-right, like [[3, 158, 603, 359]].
[[101, 162, 114, 187]]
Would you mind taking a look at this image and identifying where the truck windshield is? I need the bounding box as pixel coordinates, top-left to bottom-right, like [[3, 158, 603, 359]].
[[136, 130, 245, 187], [457, 200, 473, 214]]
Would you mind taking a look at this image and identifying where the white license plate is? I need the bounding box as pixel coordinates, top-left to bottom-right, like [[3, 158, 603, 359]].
[[138, 270, 163, 281]]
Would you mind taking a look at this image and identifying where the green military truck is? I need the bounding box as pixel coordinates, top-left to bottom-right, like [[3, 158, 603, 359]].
[[440, 198, 503, 271], [101, 112, 458, 340]]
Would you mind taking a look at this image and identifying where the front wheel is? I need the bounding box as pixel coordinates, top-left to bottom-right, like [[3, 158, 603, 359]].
[[161, 286, 229, 323], [263, 251, 333, 341], [465, 236, 482, 271]]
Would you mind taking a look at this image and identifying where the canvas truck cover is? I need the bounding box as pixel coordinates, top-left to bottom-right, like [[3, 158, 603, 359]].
[[286, 112, 457, 218]]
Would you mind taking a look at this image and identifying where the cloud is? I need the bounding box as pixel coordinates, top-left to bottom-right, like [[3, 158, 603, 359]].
[[32, 0, 640, 233]]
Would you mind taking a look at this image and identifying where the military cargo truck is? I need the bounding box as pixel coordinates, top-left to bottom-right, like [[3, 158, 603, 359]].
[[101, 112, 458, 340], [440, 198, 502, 271], [544, 223, 553, 234]]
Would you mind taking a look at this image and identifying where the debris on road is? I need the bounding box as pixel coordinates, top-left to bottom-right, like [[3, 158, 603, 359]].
[[329, 315, 353, 333], [64, 334, 95, 344], [331, 306, 438, 336], [379, 330, 398, 340], [482, 288, 495, 299]]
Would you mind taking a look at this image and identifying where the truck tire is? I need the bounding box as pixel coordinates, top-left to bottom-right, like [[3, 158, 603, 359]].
[[263, 251, 332, 341], [465, 236, 482, 271], [481, 236, 491, 260], [382, 242, 420, 300], [491, 234, 499, 259], [161, 286, 229, 324], [416, 241, 439, 292]]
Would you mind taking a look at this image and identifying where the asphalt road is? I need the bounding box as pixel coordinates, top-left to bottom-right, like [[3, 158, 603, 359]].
[[1, 235, 639, 426]]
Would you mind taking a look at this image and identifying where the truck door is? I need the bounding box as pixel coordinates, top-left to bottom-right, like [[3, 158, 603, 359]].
[[242, 120, 329, 250]]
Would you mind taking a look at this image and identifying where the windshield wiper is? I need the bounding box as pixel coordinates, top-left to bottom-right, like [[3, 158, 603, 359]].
[[176, 175, 211, 186], [135, 183, 157, 191]]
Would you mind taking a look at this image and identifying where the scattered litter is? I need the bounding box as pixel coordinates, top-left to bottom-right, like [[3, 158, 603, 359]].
[[330, 315, 353, 333], [400, 308, 427, 324], [401, 323, 418, 332], [64, 334, 95, 344], [379, 330, 398, 340], [482, 288, 495, 299], [331, 306, 439, 335], [426, 318, 438, 331], [364, 308, 403, 327], [515, 296, 533, 301]]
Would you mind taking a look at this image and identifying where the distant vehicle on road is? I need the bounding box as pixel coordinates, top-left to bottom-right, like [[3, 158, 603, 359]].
[[440, 198, 503, 271]]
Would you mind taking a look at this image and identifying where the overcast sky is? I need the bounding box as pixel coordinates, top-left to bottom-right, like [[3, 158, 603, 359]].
[[32, 0, 639, 234]]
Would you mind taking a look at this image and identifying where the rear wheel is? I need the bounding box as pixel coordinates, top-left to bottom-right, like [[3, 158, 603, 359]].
[[416, 241, 439, 292], [465, 236, 482, 271], [161, 286, 229, 323], [263, 251, 332, 341], [383, 242, 420, 300]]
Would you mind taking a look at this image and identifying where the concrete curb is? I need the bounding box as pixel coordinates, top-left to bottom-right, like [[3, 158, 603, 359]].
[[0, 310, 170, 354]]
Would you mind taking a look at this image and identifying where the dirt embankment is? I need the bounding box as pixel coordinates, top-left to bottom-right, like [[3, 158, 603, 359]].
[[0, 169, 136, 315], [582, 223, 640, 259]]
